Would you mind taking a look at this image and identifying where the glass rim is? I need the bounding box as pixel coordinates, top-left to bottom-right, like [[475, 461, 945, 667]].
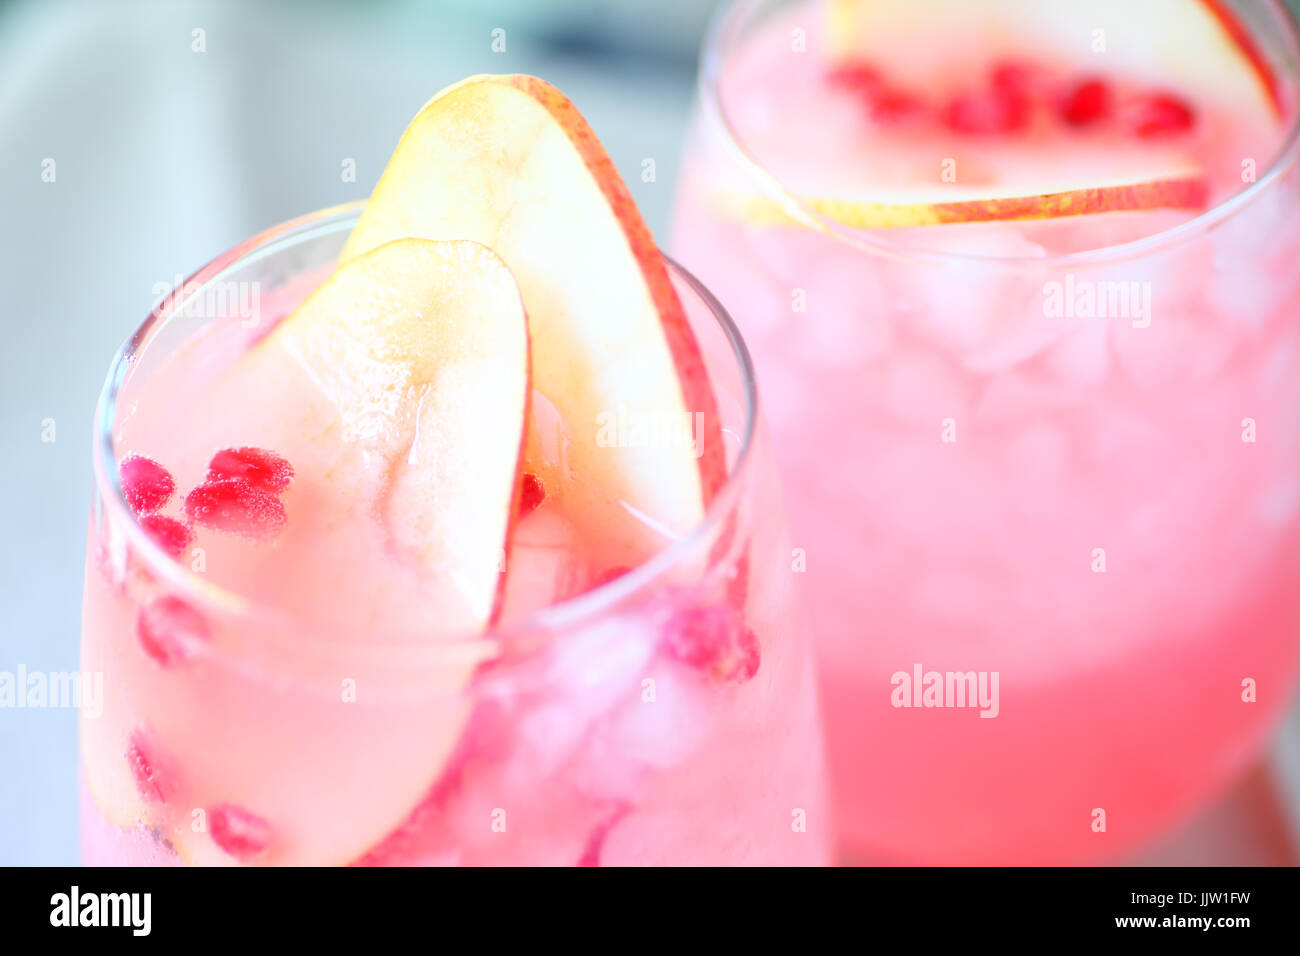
[[91, 201, 760, 649], [698, 0, 1300, 268]]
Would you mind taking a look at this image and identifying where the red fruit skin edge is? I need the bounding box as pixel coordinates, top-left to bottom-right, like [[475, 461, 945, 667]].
[[502, 75, 728, 507], [1200, 0, 1286, 119]]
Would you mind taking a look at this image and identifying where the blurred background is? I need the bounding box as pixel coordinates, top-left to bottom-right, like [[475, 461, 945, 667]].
[[1, 0, 1298, 865]]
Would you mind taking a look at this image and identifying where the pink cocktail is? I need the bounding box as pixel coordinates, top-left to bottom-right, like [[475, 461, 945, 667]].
[[674, 0, 1300, 863], [80, 78, 830, 866]]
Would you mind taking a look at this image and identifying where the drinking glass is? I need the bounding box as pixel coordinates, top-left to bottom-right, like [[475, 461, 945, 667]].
[[80, 203, 830, 866]]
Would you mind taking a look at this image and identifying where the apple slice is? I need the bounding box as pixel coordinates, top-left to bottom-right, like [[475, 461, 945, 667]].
[[341, 75, 725, 567], [268, 237, 529, 628], [137, 238, 529, 866], [721, 171, 1210, 229]]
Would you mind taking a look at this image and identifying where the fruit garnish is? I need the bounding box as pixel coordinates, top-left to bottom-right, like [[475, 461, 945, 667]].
[[340, 75, 726, 565], [518, 472, 546, 519], [1123, 93, 1197, 138], [96, 234, 527, 861], [828, 0, 1280, 127], [870, 88, 926, 125], [120, 454, 174, 515], [991, 59, 1049, 101], [137, 595, 210, 666], [184, 478, 287, 539], [139, 514, 193, 559], [126, 732, 168, 803], [662, 604, 761, 684], [264, 237, 530, 628], [1057, 78, 1112, 127], [205, 446, 294, 493], [208, 804, 273, 861], [723, 173, 1210, 229], [943, 87, 1030, 136], [780, 0, 1280, 229], [826, 61, 885, 97]]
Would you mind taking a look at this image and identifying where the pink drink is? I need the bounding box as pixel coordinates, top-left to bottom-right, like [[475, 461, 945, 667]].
[[673, 0, 1300, 863], [80, 205, 829, 866]]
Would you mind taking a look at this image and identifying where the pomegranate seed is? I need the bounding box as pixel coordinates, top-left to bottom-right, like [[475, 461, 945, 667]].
[[518, 472, 546, 518], [1058, 77, 1112, 126], [185, 478, 286, 538], [205, 447, 293, 493], [140, 514, 193, 559], [662, 604, 761, 684], [1124, 93, 1196, 138], [871, 89, 927, 124], [827, 62, 886, 97], [990, 59, 1040, 98], [138, 595, 210, 666], [120, 454, 175, 515], [209, 804, 272, 860], [944, 88, 1029, 135], [126, 732, 167, 803]]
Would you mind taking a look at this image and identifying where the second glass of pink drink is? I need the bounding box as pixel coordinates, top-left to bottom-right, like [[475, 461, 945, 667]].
[[674, 0, 1300, 863], [80, 76, 829, 865]]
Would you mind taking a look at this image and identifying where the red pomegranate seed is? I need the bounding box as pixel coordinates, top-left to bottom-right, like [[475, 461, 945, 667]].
[[944, 87, 1029, 135], [126, 732, 167, 803], [827, 61, 886, 97], [120, 454, 175, 515], [518, 472, 546, 518], [1058, 77, 1112, 126], [871, 89, 927, 124], [1124, 93, 1196, 138], [140, 515, 193, 559], [185, 479, 286, 538], [138, 595, 210, 666], [662, 604, 761, 684], [206, 447, 294, 493], [990, 59, 1039, 97], [209, 804, 272, 860]]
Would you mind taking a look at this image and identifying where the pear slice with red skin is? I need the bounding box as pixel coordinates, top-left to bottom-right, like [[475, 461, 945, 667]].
[[97, 238, 531, 867], [342, 75, 726, 567], [724, 173, 1210, 230]]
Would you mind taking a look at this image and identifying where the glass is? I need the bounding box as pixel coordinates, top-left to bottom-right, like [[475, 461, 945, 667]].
[[672, 0, 1300, 863], [79, 203, 830, 866]]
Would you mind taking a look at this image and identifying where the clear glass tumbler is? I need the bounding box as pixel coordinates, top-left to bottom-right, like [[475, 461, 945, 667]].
[[673, 0, 1300, 863], [80, 203, 830, 866]]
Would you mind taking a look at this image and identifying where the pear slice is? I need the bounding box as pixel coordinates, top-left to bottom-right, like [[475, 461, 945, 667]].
[[103, 238, 532, 867], [269, 237, 530, 628], [720, 172, 1210, 230], [342, 75, 726, 566]]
